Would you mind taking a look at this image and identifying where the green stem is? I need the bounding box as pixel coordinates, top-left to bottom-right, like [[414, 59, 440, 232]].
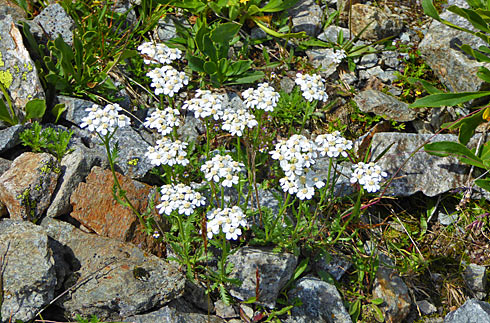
[[176, 214, 193, 276], [266, 193, 291, 242]]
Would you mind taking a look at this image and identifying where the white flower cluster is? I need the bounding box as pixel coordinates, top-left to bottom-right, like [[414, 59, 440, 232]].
[[143, 107, 180, 135], [270, 134, 324, 200], [201, 154, 244, 187], [80, 103, 131, 136], [182, 89, 224, 120], [221, 107, 258, 137], [315, 131, 353, 158], [332, 49, 347, 64], [242, 82, 280, 112], [157, 183, 206, 216], [145, 137, 189, 166], [137, 42, 183, 65], [147, 65, 189, 97], [206, 206, 247, 240], [294, 73, 329, 102], [350, 162, 388, 193]]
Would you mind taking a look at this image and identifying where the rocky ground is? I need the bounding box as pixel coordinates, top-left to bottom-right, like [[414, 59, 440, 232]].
[[1, 0, 490, 322]]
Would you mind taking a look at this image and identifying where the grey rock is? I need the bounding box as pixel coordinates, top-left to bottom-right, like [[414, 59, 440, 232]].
[[178, 113, 204, 143], [359, 66, 397, 84], [182, 280, 213, 312], [381, 51, 403, 69], [123, 300, 225, 323], [315, 254, 352, 281], [288, 276, 352, 323], [340, 71, 358, 85], [0, 220, 57, 323], [417, 300, 438, 316], [57, 95, 98, 125], [0, 0, 26, 23], [0, 157, 11, 175], [370, 132, 471, 197], [354, 90, 417, 122], [444, 299, 490, 323], [373, 265, 411, 322], [280, 77, 296, 94], [28, 3, 75, 45], [358, 53, 379, 69], [419, 0, 490, 94], [318, 26, 351, 44], [40, 218, 185, 321], [0, 15, 45, 119], [227, 247, 297, 308], [251, 27, 267, 40], [289, 0, 323, 37], [0, 124, 25, 154], [350, 4, 404, 41], [157, 16, 180, 41], [464, 263, 487, 299], [214, 299, 237, 319], [438, 212, 459, 226], [306, 48, 341, 78], [46, 144, 103, 218], [96, 126, 154, 180]]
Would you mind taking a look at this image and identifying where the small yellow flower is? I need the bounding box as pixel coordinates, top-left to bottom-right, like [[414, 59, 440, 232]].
[[239, 0, 248, 4], [483, 107, 490, 121]]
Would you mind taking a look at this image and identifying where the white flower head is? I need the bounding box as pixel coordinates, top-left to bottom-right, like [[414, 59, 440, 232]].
[[205, 206, 247, 240], [147, 65, 189, 97], [156, 183, 206, 216], [294, 73, 329, 102], [350, 161, 388, 193], [242, 82, 280, 112], [80, 103, 130, 135], [201, 154, 244, 187], [138, 42, 183, 65]]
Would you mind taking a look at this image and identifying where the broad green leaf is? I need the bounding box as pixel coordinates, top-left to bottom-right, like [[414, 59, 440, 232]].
[[478, 66, 490, 83], [51, 103, 66, 123], [218, 58, 229, 76], [475, 178, 490, 191], [260, 0, 298, 12], [292, 258, 308, 281], [204, 61, 218, 75], [202, 34, 218, 62], [406, 77, 444, 94], [227, 71, 264, 84], [187, 54, 205, 73], [459, 108, 485, 145], [247, 5, 261, 16], [227, 60, 253, 76], [447, 6, 490, 32], [253, 19, 307, 38], [370, 298, 384, 306], [371, 304, 385, 322], [408, 91, 490, 108], [424, 141, 485, 168], [460, 44, 490, 62], [0, 98, 16, 125], [24, 99, 46, 121], [422, 0, 442, 20]]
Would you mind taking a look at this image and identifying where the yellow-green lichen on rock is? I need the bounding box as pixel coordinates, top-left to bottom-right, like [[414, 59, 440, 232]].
[[0, 51, 4, 68], [0, 69, 13, 89]]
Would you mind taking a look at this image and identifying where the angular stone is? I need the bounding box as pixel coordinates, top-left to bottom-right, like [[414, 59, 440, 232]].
[[464, 263, 487, 300], [0, 0, 26, 23], [0, 220, 56, 322], [70, 166, 160, 243], [354, 90, 417, 122], [370, 133, 471, 196], [350, 4, 403, 41], [0, 15, 45, 119], [227, 247, 297, 308], [318, 26, 352, 44], [444, 299, 490, 323], [123, 300, 225, 323], [306, 48, 342, 78], [41, 218, 185, 321], [0, 152, 60, 221], [419, 0, 490, 94], [288, 0, 323, 37], [46, 144, 103, 218], [373, 265, 411, 322], [417, 300, 438, 316], [288, 276, 352, 323], [0, 124, 25, 154], [315, 254, 352, 281], [57, 95, 98, 125], [28, 3, 75, 46]]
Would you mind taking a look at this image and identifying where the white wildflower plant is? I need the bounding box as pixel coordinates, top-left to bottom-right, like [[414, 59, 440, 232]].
[[143, 107, 181, 135], [221, 106, 258, 137], [206, 206, 248, 240], [294, 73, 329, 102], [201, 154, 244, 187], [157, 183, 206, 216], [350, 162, 388, 193], [242, 82, 280, 112], [137, 42, 183, 65], [147, 65, 189, 97], [145, 137, 189, 167], [80, 103, 131, 136], [182, 89, 225, 120]]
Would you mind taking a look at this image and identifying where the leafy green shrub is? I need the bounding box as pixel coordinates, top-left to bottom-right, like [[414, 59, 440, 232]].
[[19, 121, 74, 161]]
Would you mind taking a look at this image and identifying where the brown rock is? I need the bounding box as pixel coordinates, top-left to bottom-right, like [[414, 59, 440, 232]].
[[350, 4, 403, 41], [373, 265, 411, 322], [0, 152, 60, 221], [70, 166, 164, 255]]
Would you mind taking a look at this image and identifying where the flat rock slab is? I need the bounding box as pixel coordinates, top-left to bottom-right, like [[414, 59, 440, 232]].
[[288, 276, 352, 323], [0, 220, 56, 322], [350, 4, 403, 41], [288, 0, 323, 37], [419, 0, 490, 94], [373, 266, 411, 322], [0, 15, 45, 118], [70, 166, 159, 243], [445, 298, 490, 322], [0, 124, 25, 154], [354, 90, 417, 122], [40, 218, 185, 321], [227, 247, 297, 309], [371, 132, 471, 197], [0, 152, 60, 221]]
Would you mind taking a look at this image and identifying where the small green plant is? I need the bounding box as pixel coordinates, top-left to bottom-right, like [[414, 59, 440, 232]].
[[74, 314, 102, 323], [19, 121, 74, 161], [0, 83, 47, 125]]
